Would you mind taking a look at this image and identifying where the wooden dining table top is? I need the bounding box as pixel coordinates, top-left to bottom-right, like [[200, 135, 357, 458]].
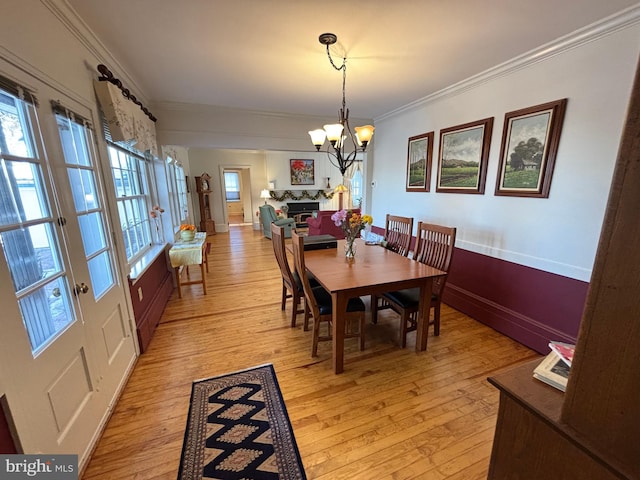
[[302, 238, 446, 297]]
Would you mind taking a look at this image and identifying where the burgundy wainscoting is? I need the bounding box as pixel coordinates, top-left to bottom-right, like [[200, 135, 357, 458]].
[[0, 396, 18, 453], [443, 248, 589, 353]]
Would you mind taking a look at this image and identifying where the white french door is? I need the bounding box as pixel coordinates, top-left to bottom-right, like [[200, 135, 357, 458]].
[[0, 64, 136, 465]]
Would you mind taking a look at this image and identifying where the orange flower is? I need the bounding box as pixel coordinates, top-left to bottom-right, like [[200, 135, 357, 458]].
[[180, 224, 196, 231]]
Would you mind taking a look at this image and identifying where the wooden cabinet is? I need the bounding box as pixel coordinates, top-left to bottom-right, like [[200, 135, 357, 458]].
[[488, 57, 640, 480], [195, 173, 215, 235], [127, 248, 173, 353]]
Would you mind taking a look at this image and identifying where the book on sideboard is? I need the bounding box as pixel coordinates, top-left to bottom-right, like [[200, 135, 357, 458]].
[[548, 341, 575, 367], [532, 351, 570, 392]]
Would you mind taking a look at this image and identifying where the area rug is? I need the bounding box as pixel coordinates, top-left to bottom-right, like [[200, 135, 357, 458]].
[[177, 364, 307, 480]]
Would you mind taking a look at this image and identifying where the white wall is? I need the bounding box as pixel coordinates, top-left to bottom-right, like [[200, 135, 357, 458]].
[[370, 24, 640, 282], [186, 148, 352, 231]]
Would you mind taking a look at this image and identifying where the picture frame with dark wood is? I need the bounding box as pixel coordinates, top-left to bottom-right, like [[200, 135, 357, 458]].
[[290, 159, 315, 185], [436, 117, 493, 194], [406, 131, 434, 192], [495, 98, 567, 198]]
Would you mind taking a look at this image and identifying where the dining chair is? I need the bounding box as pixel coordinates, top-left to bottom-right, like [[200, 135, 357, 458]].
[[291, 230, 366, 356], [384, 214, 414, 257], [270, 224, 308, 328], [372, 222, 456, 347]]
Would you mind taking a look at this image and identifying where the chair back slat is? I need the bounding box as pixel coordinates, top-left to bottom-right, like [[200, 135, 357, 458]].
[[384, 214, 414, 257], [413, 222, 457, 295], [291, 230, 320, 320]]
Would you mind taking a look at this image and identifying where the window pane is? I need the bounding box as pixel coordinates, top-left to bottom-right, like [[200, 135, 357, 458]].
[[67, 167, 98, 212], [0, 92, 35, 158], [19, 276, 74, 353], [0, 159, 50, 225], [78, 212, 106, 257], [0, 223, 62, 293], [87, 251, 113, 299], [57, 116, 91, 167]]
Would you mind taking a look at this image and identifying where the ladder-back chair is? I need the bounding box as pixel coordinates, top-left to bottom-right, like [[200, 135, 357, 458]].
[[384, 214, 414, 257], [372, 222, 456, 347], [270, 224, 306, 328]]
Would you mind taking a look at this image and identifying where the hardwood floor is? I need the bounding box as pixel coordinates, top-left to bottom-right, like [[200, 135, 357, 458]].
[[82, 226, 538, 479]]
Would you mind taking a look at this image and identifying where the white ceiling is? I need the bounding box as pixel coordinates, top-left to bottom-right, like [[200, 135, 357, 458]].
[[68, 0, 639, 120]]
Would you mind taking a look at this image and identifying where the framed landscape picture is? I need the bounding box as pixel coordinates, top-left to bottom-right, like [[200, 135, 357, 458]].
[[436, 117, 493, 194], [495, 99, 567, 197], [290, 159, 314, 185], [406, 131, 434, 192]]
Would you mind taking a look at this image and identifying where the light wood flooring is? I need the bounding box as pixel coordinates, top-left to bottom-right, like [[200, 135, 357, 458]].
[[82, 226, 538, 479]]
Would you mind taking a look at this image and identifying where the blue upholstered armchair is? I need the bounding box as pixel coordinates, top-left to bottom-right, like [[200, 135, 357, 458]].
[[259, 204, 295, 239]]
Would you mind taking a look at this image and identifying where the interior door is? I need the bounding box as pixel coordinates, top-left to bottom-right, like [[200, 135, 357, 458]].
[[0, 68, 136, 464]]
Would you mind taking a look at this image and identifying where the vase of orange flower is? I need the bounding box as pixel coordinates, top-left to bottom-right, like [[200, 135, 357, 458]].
[[180, 224, 196, 241], [331, 209, 373, 260]]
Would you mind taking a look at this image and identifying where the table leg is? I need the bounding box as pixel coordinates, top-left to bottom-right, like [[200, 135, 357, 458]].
[[332, 292, 346, 374], [175, 267, 182, 299], [415, 277, 433, 352], [200, 260, 207, 295]]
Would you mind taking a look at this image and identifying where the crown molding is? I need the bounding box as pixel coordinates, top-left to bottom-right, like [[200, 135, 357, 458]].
[[43, 0, 151, 105], [376, 4, 640, 122]]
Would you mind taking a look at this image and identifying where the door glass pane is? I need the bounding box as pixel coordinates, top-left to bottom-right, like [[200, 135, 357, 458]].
[[18, 276, 74, 353], [1, 223, 62, 292], [78, 212, 106, 256], [67, 167, 98, 211], [87, 251, 112, 298], [0, 91, 35, 158], [0, 159, 49, 225]]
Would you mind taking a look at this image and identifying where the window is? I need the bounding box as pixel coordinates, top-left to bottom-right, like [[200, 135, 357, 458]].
[[176, 165, 188, 223], [351, 163, 364, 208], [166, 157, 188, 230], [107, 145, 152, 262], [0, 84, 75, 354], [224, 171, 241, 201]]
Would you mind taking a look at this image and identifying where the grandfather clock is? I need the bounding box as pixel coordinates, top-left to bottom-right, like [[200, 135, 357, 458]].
[[195, 173, 216, 235]]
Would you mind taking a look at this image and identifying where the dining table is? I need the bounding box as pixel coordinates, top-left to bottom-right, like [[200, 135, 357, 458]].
[[302, 238, 446, 373]]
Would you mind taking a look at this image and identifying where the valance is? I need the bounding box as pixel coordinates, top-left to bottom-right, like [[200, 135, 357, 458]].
[[94, 80, 157, 155]]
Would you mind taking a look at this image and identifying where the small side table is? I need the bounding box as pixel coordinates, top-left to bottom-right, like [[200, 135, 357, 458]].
[[169, 232, 208, 298]]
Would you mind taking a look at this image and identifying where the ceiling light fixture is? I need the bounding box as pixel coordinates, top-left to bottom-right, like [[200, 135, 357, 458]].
[[308, 33, 374, 177]]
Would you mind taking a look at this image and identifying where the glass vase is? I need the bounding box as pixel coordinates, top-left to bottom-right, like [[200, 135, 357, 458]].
[[345, 237, 357, 259]]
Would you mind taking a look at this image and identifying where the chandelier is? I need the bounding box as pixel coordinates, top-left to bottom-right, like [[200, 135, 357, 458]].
[[308, 33, 374, 176]]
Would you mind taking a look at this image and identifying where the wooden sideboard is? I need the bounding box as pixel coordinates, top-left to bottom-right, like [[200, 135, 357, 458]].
[[488, 360, 628, 479]]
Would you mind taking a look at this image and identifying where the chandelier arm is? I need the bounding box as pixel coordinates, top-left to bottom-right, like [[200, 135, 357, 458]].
[[324, 149, 347, 176]]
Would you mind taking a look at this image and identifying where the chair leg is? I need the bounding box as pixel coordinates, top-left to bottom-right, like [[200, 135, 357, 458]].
[[359, 313, 365, 351], [433, 302, 441, 336], [399, 312, 409, 349], [311, 315, 321, 357], [291, 293, 298, 328], [281, 284, 287, 311], [371, 295, 379, 324], [303, 302, 310, 332]]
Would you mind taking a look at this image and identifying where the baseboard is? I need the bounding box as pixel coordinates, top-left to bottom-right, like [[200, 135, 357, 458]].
[[443, 283, 577, 354]]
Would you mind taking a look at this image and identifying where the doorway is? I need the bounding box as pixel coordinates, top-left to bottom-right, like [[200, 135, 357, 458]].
[[223, 168, 252, 226]]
